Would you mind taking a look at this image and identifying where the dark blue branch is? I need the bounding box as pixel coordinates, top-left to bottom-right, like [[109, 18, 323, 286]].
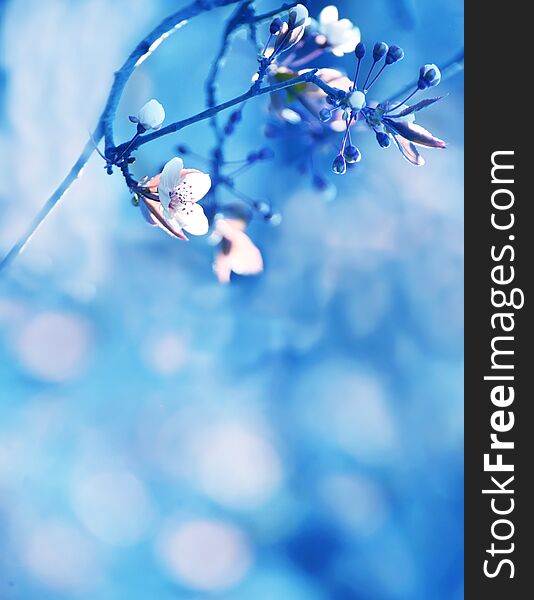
[[114, 69, 341, 153]]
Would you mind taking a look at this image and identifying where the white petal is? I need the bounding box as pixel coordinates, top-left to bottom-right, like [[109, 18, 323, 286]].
[[179, 204, 209, 236], [165, 214, 186, 236], [180, 171, 212, 203], [291, 4, 309, 26], [228, 233, 263, 276], [214, 254, 232, 284], [159, 157, 184, 195], [338, 30, 360, 54], [336, 18, 354, 30], [326, 24, 347, 45], [158, 188, 172, 213], [319, 5, 338, 26]]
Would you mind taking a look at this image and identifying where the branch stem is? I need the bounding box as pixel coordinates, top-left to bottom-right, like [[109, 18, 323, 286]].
[[114, 69, 335, 154]]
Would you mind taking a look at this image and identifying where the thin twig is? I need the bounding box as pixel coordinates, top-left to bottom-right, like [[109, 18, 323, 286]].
[[205, 1, 253, 208], [0, 132, 102, 273]]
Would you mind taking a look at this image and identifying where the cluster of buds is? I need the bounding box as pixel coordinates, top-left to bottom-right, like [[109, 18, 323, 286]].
[[317, 40, 444, 173], [320, 41, 405, 174], [263, 4, 309, 62]]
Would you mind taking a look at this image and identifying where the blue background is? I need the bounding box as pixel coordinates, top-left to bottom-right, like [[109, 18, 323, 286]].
[[0, 0, 463, 598]]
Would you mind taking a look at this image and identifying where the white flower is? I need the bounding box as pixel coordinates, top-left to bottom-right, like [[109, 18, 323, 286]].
[[318, 5, 360, 57], [132, 99, 165, 131], [155, 157, 211, 236], [348, 90, 366, 111]]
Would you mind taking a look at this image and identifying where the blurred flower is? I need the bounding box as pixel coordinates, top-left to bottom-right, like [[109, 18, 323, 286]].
[[183, 421, 283, 508], [71, 469, 154, 547], [142, 157, 211, 237], [157, 519, 252, 591], [269, 67, 353, 133], [129, 99, 165, 132], [317, 5, 360, 56], [14, 312, 91, 382], [213, 218, 263, 284], [23, 520, 99, 593]]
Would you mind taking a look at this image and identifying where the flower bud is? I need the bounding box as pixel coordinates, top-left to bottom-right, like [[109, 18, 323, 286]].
[[332, 154, 347, 175], [348, 90, 366, 111], [319, 108, 332, 122], [270, 17, 283, 35], [343, 144, 362, 164], [386, 45, 404, 65], [376, 132, 391, 147], [418, 63, 441, 89], [132, 99, 165, 132], [373, 42, 389, 61], [288, 4, 309, 28], [355, 42, 366, 59]]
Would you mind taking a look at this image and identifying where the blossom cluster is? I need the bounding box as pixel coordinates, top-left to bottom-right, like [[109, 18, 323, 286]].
[[121, 4, 447, 284]]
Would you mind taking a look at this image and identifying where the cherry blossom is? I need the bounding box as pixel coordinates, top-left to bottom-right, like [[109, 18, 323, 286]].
[[142, 157, 211, 239]]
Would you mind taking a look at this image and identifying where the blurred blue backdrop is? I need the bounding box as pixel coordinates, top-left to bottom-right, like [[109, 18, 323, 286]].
[[0, 0, 463, 598]]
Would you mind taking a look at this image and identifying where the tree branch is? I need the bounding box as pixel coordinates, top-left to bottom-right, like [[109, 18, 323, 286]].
[[114, 69, 342, 153], [0, 0, 244, 274]]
